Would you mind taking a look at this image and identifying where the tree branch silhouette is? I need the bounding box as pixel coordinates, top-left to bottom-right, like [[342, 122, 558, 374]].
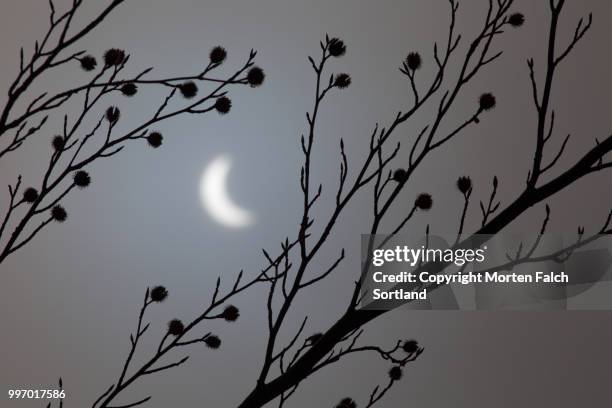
[[45, 0, 612, 407], [0, 0, 263, 265], [237, 1, 612, 407]]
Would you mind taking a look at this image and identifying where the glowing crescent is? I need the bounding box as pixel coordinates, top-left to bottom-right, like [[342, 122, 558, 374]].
[[199, 155, 254, 228]]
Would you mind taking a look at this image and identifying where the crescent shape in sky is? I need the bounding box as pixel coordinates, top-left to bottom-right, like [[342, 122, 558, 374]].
[[199, 155, 255, 228]]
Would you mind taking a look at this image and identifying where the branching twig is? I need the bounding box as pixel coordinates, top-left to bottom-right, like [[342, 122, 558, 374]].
[[0, 1, 263, 266]]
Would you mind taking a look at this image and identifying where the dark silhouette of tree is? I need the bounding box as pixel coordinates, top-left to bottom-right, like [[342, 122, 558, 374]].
[[43, 0, 612, 407], [0, 0, 262, 265]]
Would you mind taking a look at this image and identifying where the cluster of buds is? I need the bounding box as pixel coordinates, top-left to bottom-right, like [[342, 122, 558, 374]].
[[328, 37, 352, 91], [75, 46, 265, 154], [153, 286, 237, 351]]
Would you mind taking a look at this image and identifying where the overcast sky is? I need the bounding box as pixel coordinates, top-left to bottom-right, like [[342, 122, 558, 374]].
[[1, 0, 612, 407]]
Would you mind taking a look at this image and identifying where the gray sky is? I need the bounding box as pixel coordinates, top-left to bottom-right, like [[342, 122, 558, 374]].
[[1, 0, 612, 407]]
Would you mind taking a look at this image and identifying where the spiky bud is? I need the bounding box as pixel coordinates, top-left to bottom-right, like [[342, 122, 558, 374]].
[[51, 135, 65, 152], [106, 106, 120, 124], [51, 205, 67, 222], [209, 46, 227, 64], [328, 38, 346, 57], [456, 176, 472, 194], [167, 319, 184, 336], [73, 171, 91, 188], [214, 96, 232, 114], [334, 73, 351, 89], [120, 83, 138, 97], [392, 169, 408, 183], [150, 286, 168, 302], [147, 132, 163, 148], [80, 55, 97, 71], [388, 366, 403, 381], [479, 93, 496, 111], [247, 67, 265, 87], [402, 339, 419, 354], [221, 305, 240, 322], [406, 52, 422, 70], [415, 193, 433, 210], [179, 81, 198, 99], [103, 48, 126, 67], [23, 187, 39, 203], [508, 13, 525, 27], [204, 334, 221, 349]]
